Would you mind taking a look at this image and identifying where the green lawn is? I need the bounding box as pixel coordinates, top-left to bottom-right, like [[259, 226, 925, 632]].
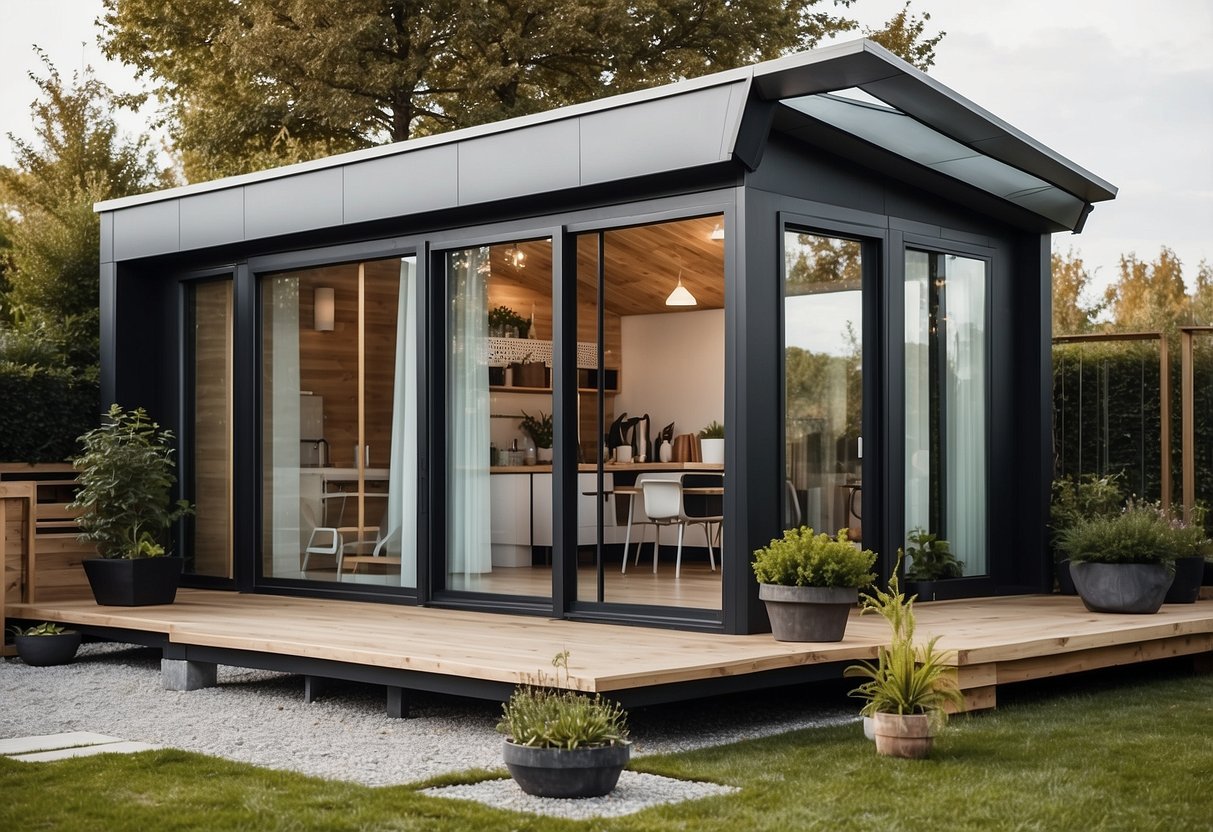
[[3, 662, 1212, 832]]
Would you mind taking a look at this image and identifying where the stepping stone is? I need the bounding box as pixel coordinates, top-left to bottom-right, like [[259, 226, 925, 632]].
[[11, 741, 160, 762], [0, 732, 125, 756]]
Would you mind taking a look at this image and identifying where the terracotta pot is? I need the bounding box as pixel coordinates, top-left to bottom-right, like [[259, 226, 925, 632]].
[[872, 711, 935, 759]]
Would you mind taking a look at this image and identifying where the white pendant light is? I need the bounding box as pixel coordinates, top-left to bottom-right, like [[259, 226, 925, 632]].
[[665, 268, 698, 307], [710, 222, 725, 241]]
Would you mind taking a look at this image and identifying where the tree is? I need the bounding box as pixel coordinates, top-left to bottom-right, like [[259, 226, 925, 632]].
[[101, 0, 945, 181], [1051, 248, 1103, 335], [1103, 247, 1191, 334], [864, 0, 944, 70], [0, 53, 164, 367], [1190, 260, 1213, 327]]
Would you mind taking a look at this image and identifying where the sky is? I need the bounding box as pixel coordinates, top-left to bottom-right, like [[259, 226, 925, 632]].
[[1, 0, 1210, 300]]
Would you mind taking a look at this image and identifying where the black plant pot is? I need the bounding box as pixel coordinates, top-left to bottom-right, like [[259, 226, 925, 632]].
[[1056, 560, 1078, 595], [1070, 561, 1173, 614], [502, 740, 631, 798], [83, 557, 183, 606], [15, 631, 81, 666], [1164, 556, 1205, 604], [1203, 560, 1213, 586]]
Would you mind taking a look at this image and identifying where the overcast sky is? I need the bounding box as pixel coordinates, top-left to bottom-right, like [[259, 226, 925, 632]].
[[1, 0, 1209, 298]]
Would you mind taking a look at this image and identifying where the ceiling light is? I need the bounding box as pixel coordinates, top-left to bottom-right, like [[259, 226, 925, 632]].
[[665, 269, 698, 307], [314, 287, 335, 331], [710, 222, 725, 241]]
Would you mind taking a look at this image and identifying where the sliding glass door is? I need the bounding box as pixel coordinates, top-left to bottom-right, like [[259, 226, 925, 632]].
[[259, 256, 417, 588], [904, 250, 988, 577]]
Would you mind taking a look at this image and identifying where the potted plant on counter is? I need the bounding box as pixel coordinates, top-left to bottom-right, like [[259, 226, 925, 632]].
[[497, 650, 631, 798], [903, 529, 963, 601], [70, 404, 193, 606], [698, 420, 724, 465], [8, 622, 81, 666], [520, 411, 554, 463], [1057, 500, 1176, 614], [846, 559, 963, 758], [752, 527, 876, 642]]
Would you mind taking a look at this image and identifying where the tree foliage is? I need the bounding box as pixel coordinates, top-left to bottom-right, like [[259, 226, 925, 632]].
[[0, 53, 163, 364], [1051, 247, 1103, 335], [101, 0, 945, 181], [863, 0, 944, 70]]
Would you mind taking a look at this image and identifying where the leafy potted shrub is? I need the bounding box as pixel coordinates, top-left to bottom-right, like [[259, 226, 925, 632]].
[[903, 529, 963, 601], [489, 305, 529, 338], [1050, 474, 1125, 595], [69, 404, 193, 606], [8, 622, 81, 666], [497, 651, 631, 798], [698, 420, 724, 464], [752, 527, 876, 642], [1162, 505, 1210, 604], [1057, 500, 1176, 614], [520, 410, 554, 463], [846, 559, 963, 759]]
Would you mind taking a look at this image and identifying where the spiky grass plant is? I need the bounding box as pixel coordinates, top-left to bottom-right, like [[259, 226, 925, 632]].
[[496, 651, 629, 750]]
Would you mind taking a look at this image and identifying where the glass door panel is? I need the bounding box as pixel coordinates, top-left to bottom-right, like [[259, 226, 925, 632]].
[[260, 256, 415, 588], [783, 231, 864, 540], [444, 239, 553, 598], [575, 216, 725, 611], [904, 250, 988, 577], [186, 279, 233, 578]]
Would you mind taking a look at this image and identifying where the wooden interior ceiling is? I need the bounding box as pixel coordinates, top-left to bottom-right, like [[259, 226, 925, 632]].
[[488, 215, 725, 316]]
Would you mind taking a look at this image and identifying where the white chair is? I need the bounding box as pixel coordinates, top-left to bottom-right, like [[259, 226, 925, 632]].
[[303, 496, 392, 580], [620, 473, 675, 573], [640, 474, 722, 578]]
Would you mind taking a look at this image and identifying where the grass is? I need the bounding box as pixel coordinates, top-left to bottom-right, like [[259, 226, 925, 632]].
[[2, 662, 1212, 831]]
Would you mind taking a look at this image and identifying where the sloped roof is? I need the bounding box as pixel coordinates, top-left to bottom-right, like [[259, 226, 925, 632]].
[[96, 39, 1114, 260]]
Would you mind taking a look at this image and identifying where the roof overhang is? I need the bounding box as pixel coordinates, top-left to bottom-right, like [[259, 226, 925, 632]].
[[96, 38, 1115, 259]]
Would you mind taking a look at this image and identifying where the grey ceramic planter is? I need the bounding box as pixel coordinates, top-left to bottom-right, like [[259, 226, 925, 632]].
[[1070, 561, 1173, 614], [14, 631, 81, 666], [758, 584, 857, 642], [502, 740, 631, 798]]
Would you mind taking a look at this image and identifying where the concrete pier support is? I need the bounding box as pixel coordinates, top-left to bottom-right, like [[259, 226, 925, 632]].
[[161, 659, 218, 691]]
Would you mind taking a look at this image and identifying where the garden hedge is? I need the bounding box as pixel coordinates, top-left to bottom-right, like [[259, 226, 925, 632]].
[[0, 362, 99, 463]]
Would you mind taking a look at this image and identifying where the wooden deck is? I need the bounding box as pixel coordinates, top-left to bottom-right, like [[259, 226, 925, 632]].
[[8, 591, 1213, 710]]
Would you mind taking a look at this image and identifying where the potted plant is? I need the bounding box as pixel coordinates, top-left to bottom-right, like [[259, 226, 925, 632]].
[[8, 622, 81, 666], [1162, 505, 1210, 604], [69, 404, 194, 606], [698, 420, 724, 465], [520, 410, 554, 463], [1050, 473, 1124, 595], [752, 527, 876, 642], [497, 651, 631, 798], [1057, 500, 1176, 614], [489, 305, 529, 338], [846, 558, 963, 758], [903, 529, 963, 601]]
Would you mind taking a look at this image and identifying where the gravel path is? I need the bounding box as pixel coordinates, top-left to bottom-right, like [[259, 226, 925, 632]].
[[2, 641, 855, 817]]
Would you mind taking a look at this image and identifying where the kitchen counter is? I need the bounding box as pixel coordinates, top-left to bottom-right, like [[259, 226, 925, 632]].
[[489, 462, 723, 474]]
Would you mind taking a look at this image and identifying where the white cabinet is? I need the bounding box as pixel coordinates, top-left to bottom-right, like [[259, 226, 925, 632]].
[[490, 474, 533, 566], [529, 472, 617, 547]]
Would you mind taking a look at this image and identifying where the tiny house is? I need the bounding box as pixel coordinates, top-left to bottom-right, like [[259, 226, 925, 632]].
[[95, 40, 1115, 634]]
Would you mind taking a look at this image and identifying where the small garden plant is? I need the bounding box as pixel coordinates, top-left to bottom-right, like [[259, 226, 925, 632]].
[[752, 527, 876, 588], [904, 529, 963, 580], [7, 622, 70, 637], [497, 651, 629, 750]]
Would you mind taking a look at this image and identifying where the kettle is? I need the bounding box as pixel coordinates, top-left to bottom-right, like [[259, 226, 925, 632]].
[[631, 414, 651, 463]]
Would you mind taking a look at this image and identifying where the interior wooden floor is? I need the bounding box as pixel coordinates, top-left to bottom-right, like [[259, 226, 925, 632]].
[[9, 592, 1211, 710]]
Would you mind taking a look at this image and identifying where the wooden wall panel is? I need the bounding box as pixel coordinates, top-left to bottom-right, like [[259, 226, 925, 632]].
[[192, 281, 233, 577]]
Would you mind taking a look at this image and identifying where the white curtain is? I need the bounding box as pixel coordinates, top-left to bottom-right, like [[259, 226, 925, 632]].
[[268, 278, 302, 576], [447, 248, 493, 574], [386, 257, 418, 587], [904, 251, 931, 536], [945, 255, 987, 575]]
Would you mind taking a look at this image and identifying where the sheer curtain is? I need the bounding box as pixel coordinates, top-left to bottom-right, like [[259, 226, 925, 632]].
[[945, 256, 987, 575], [387, 257, 418, 586], [267, 278, 302, 576], [904, 251, 931, 535], [447, 248, 493, 575]]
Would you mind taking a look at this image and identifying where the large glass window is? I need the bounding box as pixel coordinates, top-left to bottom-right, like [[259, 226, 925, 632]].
[[575, 215, 725, 611], [186, 280, 233, 578], [445, 239, 553, 598], [783, 231, 864, 541], [260, 256, 417, 588], [905, 250, 988, 577]]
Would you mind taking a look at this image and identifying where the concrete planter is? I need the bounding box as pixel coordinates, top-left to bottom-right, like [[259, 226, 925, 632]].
[[83, 557, 183, 606], [1070, 561, 1173, 614], [1163, 556, 1205, 604], [872, 712, 935, 759], [502, 740, 631, 798], [758, 584, 856, 642]]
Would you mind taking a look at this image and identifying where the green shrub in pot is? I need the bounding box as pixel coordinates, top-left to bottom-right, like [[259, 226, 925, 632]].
[[752, 527, 875, 642]]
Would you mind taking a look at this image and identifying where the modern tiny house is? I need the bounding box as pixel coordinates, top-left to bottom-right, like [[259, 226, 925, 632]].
[[95, 39, 1115, 635]]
